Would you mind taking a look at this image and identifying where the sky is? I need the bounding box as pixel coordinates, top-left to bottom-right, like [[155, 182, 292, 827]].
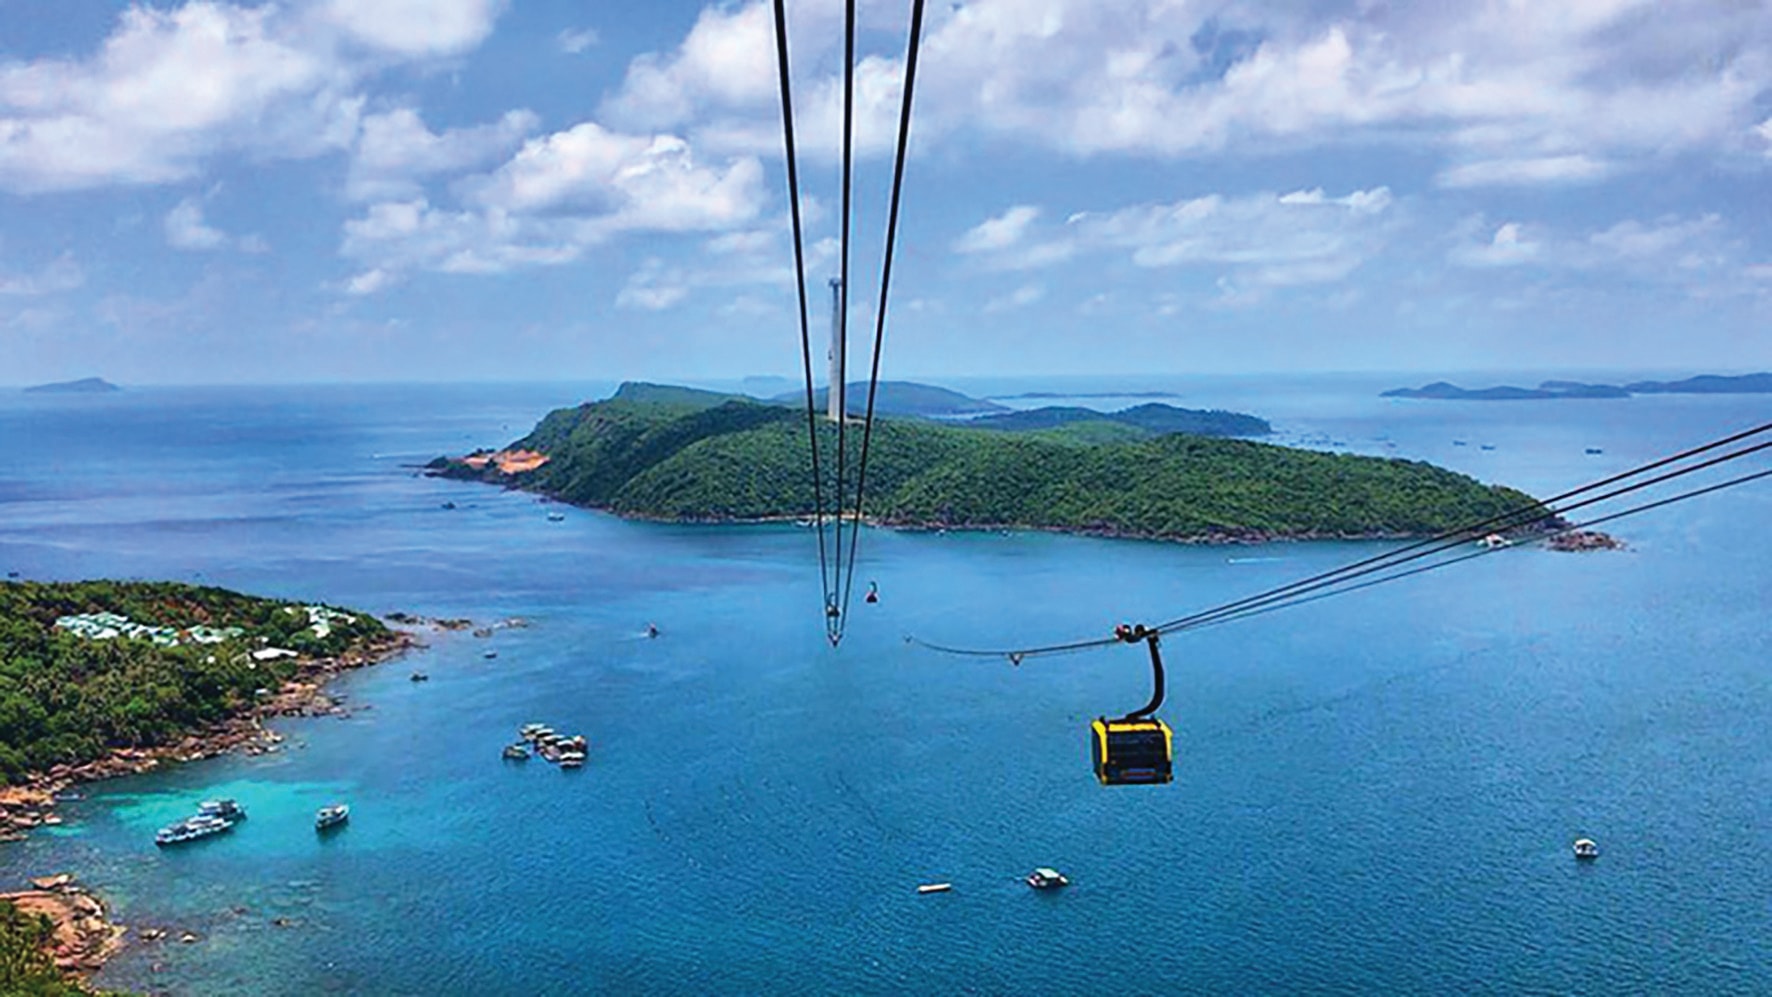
[[0, 0, 1769, 385]]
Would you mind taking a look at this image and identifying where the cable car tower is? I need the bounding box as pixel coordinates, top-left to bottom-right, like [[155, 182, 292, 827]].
[[827, 277, 844, 423]]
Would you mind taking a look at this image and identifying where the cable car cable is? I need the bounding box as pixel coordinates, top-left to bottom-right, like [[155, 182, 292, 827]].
[[838, 0, 928, 626], [829, 0, 858, 644], [1165, 462, 1772, 638], [1152, 419, 1772, 634], [907, 423, 1772, 660], [768, 0, 837, 626], [1155, 434, 1772, 636]]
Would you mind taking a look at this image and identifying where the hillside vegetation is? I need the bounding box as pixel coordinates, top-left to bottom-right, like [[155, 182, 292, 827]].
[[0, 581, 387, 783], [433, 388, 1542, 540]]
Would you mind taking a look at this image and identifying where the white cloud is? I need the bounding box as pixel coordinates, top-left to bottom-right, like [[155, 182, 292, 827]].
[[342, 120, 768, 289], [1437, 155, 1613, 188], [470, 123, 764, 231], [0, 0, 511, 193], [0, 253, 83, 296], [617, 259, 692, 310], [983, 283, 1045, 312], [1450, 221, 1542, 267], [316, 0, 508, 57], [164, 197, 229, 250], [557, 28, 599, 56], [955, 205, 1040, 254], [602, 0, 1772, 183], [959, 186, 1396, 290], [1449, 212, 1750, 295], [347, 107, 538, 201], [600, 3, 777, 131]]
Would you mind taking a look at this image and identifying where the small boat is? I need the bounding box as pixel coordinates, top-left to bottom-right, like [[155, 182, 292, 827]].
[[315, 804, 350, 832], [916, 883, 952, 895], [482, 650, 498, 660], [520, 723, 545, 737], [559, 754, 585, 769], [1480, 444, 1496, 451], [441, 501, 456, 510], [646, 623, 660, 639], [410, 671, 429, 682], [1452, 440, 1468, 447], [1585, 447, 1604, 455], [198, 799, 246, 821], [547, 511, 565, 522], [155, 816, 234, 847], [1026, 867, 1069, 890], [527, 726, 555, 741], [503, 743, 530, 761], [1573, 838, 1599, 860], [1476, 533, 1511, 550], [865, 581, 879, 604]]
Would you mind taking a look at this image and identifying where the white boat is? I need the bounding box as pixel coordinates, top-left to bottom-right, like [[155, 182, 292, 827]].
[[156, 815, 234, 846], [1573, 838, 1599, 860], [1026, 867, 1069, 890], [198, 799, 246, 821], [916, 883, 952, 895], [315, 804, 350, 832]]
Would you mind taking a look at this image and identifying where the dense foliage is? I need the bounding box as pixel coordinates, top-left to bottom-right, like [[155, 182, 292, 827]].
[[435, 394, 1543, 539], [0, 581, 387, 784], [968, 402, 1271, 437]]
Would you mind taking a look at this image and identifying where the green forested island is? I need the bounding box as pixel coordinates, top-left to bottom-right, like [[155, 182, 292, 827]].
[[0, 581, 389, 783], [431, 383, 1542, 540]]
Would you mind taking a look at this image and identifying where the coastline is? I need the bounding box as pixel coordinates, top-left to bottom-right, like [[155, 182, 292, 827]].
[[0, 629, 419, 846], [450, 470, 1581, 547], [0, 628, 418, 985]]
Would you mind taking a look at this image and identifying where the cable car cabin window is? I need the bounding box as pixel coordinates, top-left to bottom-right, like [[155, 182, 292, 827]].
[[1091, 718, 1174, 786]]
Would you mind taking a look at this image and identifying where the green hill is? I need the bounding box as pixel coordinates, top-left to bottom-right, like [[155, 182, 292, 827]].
[[0, 581, 388, 783], [968, 403, 1270, 438], [774, 380, 1009, 417], [432, 390, 1542, 541]]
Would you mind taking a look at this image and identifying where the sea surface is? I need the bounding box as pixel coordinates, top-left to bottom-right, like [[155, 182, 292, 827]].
[[1, 376, 1769, 995]]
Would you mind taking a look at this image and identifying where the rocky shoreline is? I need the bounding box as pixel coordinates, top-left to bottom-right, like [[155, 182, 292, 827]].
[[0, 630, 419, 847], [0, 628, 420, 987], [2, 873, 125, 978]]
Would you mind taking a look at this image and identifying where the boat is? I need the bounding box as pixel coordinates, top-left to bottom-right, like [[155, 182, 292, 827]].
[[547, 511, 565, 522], [519, 723, 545, 737], [1585, 447, 1604, 455], [1026, 867, 1069, 890], [503, 743, 530, 760], [559, 754, 585, 769], [197, 799, 246, 821], [1573, 838, 1599, 860], [441, 501, 456, 510], [315, 804, 350, 832], [527, 726, 555, 741], [916, 883, 952, 894], [155, 815, 234, 847], [482, 649, 498, 659], [1476, 533, 1511, 550], [410, 671, 429, 682]]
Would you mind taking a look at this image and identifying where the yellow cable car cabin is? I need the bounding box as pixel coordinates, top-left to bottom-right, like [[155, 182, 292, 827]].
[[1090, 716, 1174, 786]]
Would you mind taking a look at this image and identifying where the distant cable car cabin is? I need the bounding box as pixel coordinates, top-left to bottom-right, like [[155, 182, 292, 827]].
[[1091, 624, 1175, 786]]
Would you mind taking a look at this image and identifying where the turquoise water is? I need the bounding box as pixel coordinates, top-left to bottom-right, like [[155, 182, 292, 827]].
[[1, 379, 1770, 994]]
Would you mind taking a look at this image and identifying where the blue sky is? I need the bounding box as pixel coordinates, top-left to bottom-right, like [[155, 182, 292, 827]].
[[1, 0, 1769, 385]]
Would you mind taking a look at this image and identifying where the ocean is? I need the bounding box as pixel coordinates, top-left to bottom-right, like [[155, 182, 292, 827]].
[[1, 376, 1769, 995]]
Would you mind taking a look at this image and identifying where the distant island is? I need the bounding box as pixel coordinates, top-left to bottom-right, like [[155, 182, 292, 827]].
[[772, 380, 1011, 418], [429, 381, 1545, 543], [1383, 373, 1772, 401], [23, 377, 120, 394], [989, 390, 1185, 400]]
